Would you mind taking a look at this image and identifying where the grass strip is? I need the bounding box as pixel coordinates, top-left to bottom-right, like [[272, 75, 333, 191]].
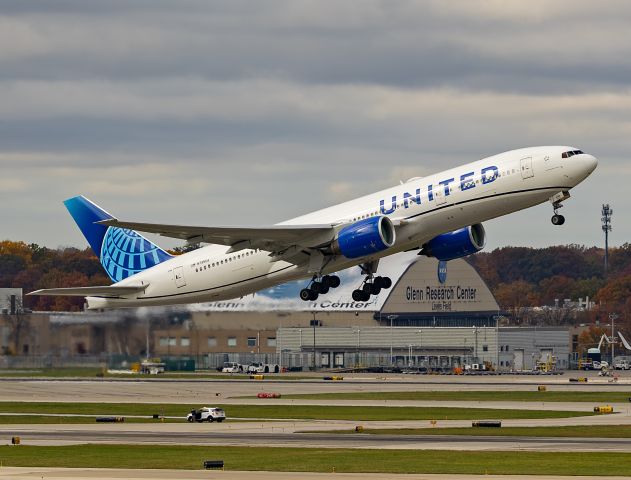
[[0, 368, 309, 380], [0, 416, 184, 424], [0, 402, 592, 422], [1, 445, 631, 475], [306, 425, 631, 438], [282, 390, 631, 403]]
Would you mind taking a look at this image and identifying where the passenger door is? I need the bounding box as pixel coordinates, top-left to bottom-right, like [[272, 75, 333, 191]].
[[173, 266, 186, 288], [520, 156, 534, 179]]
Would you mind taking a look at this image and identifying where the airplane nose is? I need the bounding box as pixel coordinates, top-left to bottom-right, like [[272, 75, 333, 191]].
[[583, 154, 598, 174]]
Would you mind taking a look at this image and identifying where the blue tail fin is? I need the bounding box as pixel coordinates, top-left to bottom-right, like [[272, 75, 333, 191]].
[[64, 195, 172, 282]]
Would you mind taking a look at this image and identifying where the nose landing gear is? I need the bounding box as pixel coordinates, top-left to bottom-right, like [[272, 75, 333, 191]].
[[551, 213, 565, 226], [549, 190, 570, 226], [299, 274, 341, 301]]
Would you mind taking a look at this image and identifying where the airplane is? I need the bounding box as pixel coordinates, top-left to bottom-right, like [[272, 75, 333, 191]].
[[29, 146, 597, 310]]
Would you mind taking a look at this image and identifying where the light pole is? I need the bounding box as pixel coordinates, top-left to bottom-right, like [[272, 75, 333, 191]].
[[356, 329, 361, 367], [312, 311, 317, 370], [610, 313, 618, 365], [493, 314, 501, 370], [278, 315, 283, 369], [387, 314, 398, 367], [145, 316, 150, 361]]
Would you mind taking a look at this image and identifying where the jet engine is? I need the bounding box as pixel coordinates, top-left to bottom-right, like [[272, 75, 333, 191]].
[[331, 216, 396, 259], [422, 223, 486, 261]]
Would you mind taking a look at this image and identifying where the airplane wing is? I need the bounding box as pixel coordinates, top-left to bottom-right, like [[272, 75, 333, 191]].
[[618, 332, 631, 351], [97, 219, 336, 253], [28, 284, 148, 297]]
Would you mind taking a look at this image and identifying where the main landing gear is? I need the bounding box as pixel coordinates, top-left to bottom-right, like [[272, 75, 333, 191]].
[[352, 275, 392, 302], [351, 260, 392, 302], [299, 274, 341, 301]]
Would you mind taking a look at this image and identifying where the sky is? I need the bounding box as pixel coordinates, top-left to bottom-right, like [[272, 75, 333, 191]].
[[1, 0, 629, 252]]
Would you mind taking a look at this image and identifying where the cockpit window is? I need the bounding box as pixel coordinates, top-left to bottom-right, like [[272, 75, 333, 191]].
[[561, 150, 584, 158]]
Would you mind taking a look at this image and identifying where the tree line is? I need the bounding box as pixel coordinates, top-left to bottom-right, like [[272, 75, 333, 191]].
[[467, 244, 631, 330], [2, 240, 631, 325]]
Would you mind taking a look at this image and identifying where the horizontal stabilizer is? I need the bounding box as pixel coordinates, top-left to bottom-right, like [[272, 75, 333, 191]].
[[28, 284, 148, 298]]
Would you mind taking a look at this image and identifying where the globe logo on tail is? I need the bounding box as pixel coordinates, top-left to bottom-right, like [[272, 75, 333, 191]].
[[100, 227, 171, 282]]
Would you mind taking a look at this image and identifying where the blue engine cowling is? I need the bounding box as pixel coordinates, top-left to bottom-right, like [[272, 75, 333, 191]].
[[332, 216, 396, 259], [423, 224, 486, 261]]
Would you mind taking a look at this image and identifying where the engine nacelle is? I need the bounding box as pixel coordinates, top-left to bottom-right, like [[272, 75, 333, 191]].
[[423, 223, 486, 261], [332, 216, 396, 259]]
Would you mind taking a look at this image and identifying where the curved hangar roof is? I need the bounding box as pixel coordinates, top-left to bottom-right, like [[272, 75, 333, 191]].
[[201, 251, 498, 314]]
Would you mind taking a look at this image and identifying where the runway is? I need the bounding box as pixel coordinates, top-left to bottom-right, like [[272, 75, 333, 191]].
[[2, 375, 631, 453], [2, 424, 631, 452], [0, 372, 630, 405]]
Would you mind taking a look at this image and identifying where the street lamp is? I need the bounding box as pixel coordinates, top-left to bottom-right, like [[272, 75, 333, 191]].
[[610, 313, 619, 365], [311, 311, 318, 370], [387, 314, 398, 367], [356, 329, 361, 367]]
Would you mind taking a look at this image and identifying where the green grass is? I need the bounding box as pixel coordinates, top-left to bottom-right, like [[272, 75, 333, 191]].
[[0, 401, 593, 422], [0, 368, 310, 380], [0, 445, 630, 475], [0, 415, 184, 424], [0, 368, 104, 378], [308, 425, 631, 438], [282, 390, 631, 403]]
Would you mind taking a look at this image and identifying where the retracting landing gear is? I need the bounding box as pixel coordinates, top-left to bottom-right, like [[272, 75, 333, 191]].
[[299, 274, 341, 301], [351, 260, 392, 302], [549, 191, 570, 226]]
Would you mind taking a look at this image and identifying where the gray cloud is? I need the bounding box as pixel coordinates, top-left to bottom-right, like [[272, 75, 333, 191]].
[[0, 0, 628, 252]]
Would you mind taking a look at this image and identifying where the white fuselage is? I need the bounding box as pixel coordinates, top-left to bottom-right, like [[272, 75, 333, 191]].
[[87, 146, 597, 309]]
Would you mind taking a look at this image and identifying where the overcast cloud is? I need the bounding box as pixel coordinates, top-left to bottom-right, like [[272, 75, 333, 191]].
[[0, 0, 629, 251]]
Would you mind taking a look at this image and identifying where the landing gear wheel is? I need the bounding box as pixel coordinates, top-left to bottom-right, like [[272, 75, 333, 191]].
[[352, 289, 364, 301], [370, 283, 381, 295], [551, 214, 565, 226], [300, 288, 312, 301], [328, 275, 341, 288], [311, 281, 323, 293], [308, 289, 319, 301], [376, 276, 392, 289], [362, 283, 373, 295], [319, 285, 330, 295]]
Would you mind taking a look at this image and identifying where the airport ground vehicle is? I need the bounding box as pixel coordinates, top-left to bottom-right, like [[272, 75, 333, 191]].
[[247, 362, 280, 374], [221, 362, 242, 373], [186, 407, 226, 423], [614, 359, 630, 370]]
